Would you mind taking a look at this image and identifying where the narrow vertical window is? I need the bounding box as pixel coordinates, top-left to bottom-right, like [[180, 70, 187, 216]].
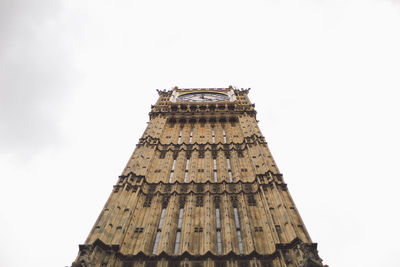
[[152, 208, 166, 254], [169, 159, 176, 183], [222, 125, 232, 182], [216, 208, 222, 254], [222, 125, 227, 143], [237, 230, 243, 254], [216, 208, 221, 228], [177, 208, 183, 228], [189, 127, 193, 144], [226, 158, 233, 182], [213, 158, 218, 182], [158, 208, 166, 228], [174, 231, 181, 255], [184, 159, 190, 182], [174, 208, 184, 254], [233, 207, 244, 254], [212, 125, 215, 143], [171, 159, 176, 171], [233, 207, 240, 228], [177, 126, 183, 144], [217, 231, 222, 254]]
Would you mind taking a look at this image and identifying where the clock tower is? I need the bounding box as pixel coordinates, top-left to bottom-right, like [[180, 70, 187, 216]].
[[72, 87, 327, 267]]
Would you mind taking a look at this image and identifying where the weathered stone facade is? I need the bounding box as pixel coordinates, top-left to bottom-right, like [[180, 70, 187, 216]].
[[72, 87, 327, 267]]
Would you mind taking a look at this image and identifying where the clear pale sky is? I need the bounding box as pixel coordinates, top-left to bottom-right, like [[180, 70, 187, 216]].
[[1, 1, 400, 266]]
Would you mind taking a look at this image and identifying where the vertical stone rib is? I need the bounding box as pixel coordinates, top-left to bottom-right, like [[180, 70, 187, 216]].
[[85, 187, 119, 244], [110, 189, 137, 245], [158, 194, 179, 254], [118, 190, 141, 254], [205, 193, 214, 254], [259, 185, 281, 249]]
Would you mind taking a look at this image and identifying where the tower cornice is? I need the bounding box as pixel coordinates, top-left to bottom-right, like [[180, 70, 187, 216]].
[[76, 238, 324, 264]]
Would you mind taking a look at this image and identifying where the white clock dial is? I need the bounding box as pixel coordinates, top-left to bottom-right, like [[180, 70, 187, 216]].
[[177, 92, 229, 102]]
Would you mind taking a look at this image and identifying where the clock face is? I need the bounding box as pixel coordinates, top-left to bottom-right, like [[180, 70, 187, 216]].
[[177, 92, 229, 102]]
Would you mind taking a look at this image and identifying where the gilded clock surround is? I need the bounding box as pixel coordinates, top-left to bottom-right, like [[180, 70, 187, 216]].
[[177, 92, 230, 102], [72, 87, 327, 267], [170, 87, 236, 103]]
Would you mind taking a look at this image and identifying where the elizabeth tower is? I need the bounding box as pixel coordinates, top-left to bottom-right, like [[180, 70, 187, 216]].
[[72, 87, 326, 267]]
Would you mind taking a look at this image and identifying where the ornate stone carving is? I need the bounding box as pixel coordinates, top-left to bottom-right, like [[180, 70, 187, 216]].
[[297, 243, 326, 267], [71, 246, 94, 267]]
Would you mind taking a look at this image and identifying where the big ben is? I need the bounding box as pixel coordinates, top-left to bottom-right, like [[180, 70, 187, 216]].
[[72, 87, 327, 267]]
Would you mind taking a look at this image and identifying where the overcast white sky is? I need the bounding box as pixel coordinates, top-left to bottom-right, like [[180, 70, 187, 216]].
[[1, 0, 400, 266]]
